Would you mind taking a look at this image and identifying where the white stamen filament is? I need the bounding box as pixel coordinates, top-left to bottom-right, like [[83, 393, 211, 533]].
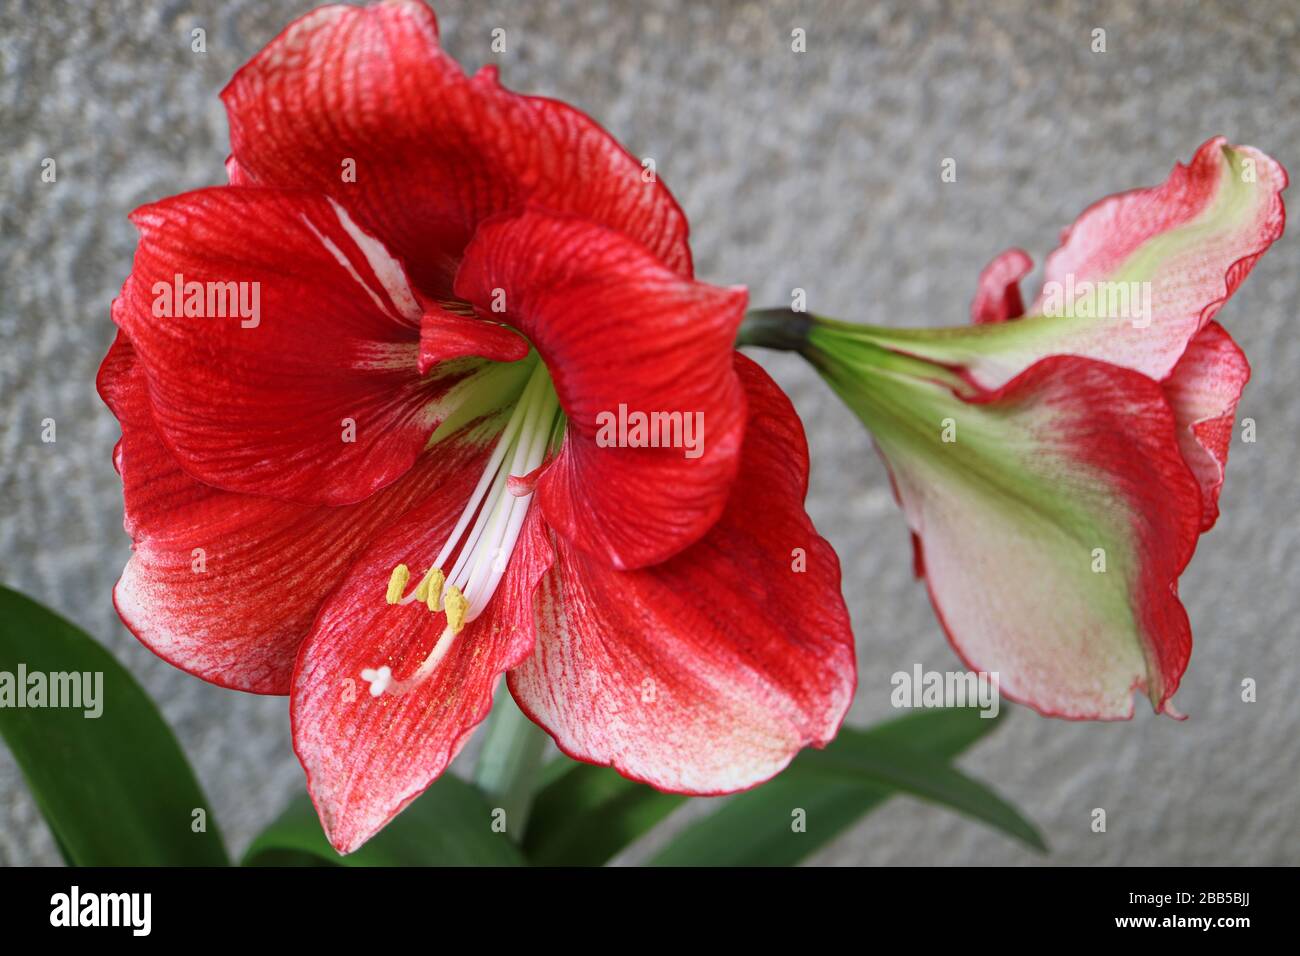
[[367, 357, 562, 698], [457, 372, 558, 616]]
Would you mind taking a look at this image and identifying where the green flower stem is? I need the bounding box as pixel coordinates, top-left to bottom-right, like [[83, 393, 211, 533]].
[[737, 308, 968, 388], [473, 692, 550, 838], [735, 307, 814, 350]]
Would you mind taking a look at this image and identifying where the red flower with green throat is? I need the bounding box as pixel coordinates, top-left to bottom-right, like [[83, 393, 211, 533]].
[[100, 1, 856, 852], [99, 0, 1289, 856]]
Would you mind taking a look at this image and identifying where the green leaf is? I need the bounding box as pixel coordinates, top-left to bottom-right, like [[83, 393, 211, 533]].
[[796, 737, 1045, 851], [243, 776, 526, 866], [524, 760, 685, 866], [650, 708, 1043, 865], [0, 583, 229, 866]]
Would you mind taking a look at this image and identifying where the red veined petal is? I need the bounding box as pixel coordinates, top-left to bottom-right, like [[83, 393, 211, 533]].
[[97, 331, 494, 694], [418, 303, 529, 373], [508, 355, 855, 793], [455, 208, 747, 570], [970, 247, 1032, 324], [291, 493, 553, 854], [224, 153, 248, 185], [1160, 321, 1250, 531], [1011, 137, 1286, 382], [1029, 137, 1286, 350], [858, 355, 1202, 719], [859, 140, 1286, 389], [115, 185, 490, 505], [221, 0, 692, 297]]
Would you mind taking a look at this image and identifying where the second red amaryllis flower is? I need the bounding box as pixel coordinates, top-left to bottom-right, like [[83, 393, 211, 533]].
[[779, 137, 1287, 720], [100, 1, 855, 852]]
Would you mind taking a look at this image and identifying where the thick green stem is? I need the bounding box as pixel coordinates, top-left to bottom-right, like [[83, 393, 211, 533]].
[[737, 308, 914, 352], [735, 308, 813, 350], [473, 693, 550, 838], [738, 308, 968, 390]]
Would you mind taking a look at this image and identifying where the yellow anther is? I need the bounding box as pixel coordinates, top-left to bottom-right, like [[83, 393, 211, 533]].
[[385, 564, 410, 605], [414, 569, 431, 602], [443, 585, 469, 635], [425, 568, 446, 612]]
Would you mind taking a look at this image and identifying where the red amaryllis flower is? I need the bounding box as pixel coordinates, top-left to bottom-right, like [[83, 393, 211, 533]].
[[796, 138, 1286, 720], [99, 1, 855, 852]]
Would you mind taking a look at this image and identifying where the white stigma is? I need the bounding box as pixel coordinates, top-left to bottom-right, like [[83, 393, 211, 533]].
[[360, 666, 392, 697]]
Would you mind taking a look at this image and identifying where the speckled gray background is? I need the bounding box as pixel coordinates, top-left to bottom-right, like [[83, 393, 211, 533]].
[[2, 0, 1297, 866]]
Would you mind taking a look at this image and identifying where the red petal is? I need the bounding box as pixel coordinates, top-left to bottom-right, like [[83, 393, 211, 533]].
[[418, 304, 529, 373], [291, 489, 553, 854], [455, 209, 748, 569], [224, 154, 248, 185], [115, 186, 479, 505], [1161, 321, 1250, 531], [221, 0, 692, 298], [97, 331, 492, 694], [507, 460, 547, 498], [508, 355, 855, 793], [874, 357, 1203, 718], [1020, 137, 1286, 380], [970, 248, 1032, 323], [876, 140, 1286, 391]]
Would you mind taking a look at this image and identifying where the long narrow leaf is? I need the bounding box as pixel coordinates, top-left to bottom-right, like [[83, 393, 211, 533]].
[[524, 761, 684, 866], [0, 584, 229, 865], [650, 708, 1041, 865], [796, 736, 1045, 851]]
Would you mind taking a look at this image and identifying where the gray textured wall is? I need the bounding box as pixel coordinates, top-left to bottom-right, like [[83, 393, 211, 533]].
[[1, 0, 1297, 866]]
